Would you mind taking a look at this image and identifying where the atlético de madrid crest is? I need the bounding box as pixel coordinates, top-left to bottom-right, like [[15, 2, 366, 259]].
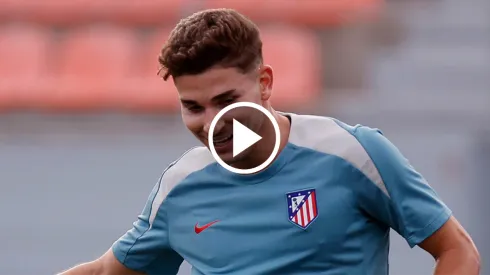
[[286, 189, 318, 229]]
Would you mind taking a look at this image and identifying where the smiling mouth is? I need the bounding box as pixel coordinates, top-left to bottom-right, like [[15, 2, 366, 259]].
[[213, 134, 233, 147]]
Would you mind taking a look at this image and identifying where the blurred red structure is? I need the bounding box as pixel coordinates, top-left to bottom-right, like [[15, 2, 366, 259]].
[[0, 0, 381, 113]]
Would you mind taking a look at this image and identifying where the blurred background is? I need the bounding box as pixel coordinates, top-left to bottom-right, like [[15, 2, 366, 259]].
[[0, 0, 489, 274]]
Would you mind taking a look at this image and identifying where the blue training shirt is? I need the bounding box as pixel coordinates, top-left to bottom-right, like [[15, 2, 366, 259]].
[[112, 114, 452, 275]]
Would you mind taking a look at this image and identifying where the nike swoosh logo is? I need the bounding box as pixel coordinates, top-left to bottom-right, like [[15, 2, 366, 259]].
[[195, 220, 219, 234]]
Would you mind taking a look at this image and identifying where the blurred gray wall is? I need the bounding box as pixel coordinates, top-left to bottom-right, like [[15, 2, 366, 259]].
[[0, 108, 486, 275]]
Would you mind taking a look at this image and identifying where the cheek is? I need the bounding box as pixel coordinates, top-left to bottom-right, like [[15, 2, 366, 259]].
[[182, 113, 202, 133], [252, 87, 263, 101]]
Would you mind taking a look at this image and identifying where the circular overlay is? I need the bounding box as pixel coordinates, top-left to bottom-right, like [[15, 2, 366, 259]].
[[208, 102, 281, 175]]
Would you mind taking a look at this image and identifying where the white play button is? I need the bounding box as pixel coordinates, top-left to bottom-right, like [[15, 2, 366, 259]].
[[233, 119, 262, 157], [208, 102, 281, 175]]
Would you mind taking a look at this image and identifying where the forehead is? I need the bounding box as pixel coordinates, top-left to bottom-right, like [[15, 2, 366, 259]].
[[174, 67, 255, 100]]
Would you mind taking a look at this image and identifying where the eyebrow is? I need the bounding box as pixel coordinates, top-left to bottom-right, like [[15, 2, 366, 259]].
[[180, 89, 237, 105]]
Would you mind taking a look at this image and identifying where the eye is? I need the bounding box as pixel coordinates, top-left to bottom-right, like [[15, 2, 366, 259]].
[[186, 105, 204, 113], [220, 97, 237, 106]]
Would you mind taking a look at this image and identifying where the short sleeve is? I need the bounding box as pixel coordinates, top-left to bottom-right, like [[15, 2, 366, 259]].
[[112, 174, 183, 274], [353, 126, 452, 248]]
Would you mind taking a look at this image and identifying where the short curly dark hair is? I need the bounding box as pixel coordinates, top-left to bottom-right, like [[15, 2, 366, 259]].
[[158, 8, 263, 81]]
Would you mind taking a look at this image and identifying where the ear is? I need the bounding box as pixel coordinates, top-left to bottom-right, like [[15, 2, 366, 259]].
[[259, 65, 273, 101]]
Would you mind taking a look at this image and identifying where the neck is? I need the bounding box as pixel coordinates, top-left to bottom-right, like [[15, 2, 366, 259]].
[[232, 107, 291, 171]]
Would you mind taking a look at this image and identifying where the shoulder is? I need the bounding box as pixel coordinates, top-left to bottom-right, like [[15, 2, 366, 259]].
[[288, 113, 386, 193], [147, 146, 215, 225], [161, 146, 215, 191], [288, 113, 381, 160]]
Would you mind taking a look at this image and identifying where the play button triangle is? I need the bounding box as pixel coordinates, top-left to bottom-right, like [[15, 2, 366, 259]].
[[233, 119, 262, 157]]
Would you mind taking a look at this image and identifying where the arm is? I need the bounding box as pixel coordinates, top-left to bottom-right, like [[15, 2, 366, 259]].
[[57, 249, 143, 275], [419, 216, 480, 275], [348, 125, 479, 274], [57, 174, 183, 275]]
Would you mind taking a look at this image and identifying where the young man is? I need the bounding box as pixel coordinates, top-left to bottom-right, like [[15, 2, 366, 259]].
[[58, 8, 480, 275]]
